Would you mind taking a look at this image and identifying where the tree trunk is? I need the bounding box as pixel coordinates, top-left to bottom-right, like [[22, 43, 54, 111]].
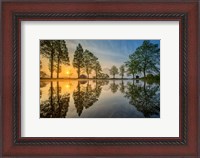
[[144, 71, 146, 78], [50, 81, 53, 105], [113, 74, 115, 79], [144, 80, 146, 93], [57, 57, 60, 79], [50, 54, 54, 78], [86, 68, 89, 78], [143, 68, 146, 78], [77, 67, 80, 78], [132, 73, 134, 79]]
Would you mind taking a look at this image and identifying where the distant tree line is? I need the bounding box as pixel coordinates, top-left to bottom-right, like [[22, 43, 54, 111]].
[[40, 40, 160, 80]]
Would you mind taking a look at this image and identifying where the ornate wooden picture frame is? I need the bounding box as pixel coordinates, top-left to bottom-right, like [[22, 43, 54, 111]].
[[1, 0, 199, 157]]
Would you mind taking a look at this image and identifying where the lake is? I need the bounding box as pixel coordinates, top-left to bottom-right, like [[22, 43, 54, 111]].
[[40, 79, 160, 118]]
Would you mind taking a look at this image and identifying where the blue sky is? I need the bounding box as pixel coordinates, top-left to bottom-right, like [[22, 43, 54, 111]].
[[66, 40, 160, 70]]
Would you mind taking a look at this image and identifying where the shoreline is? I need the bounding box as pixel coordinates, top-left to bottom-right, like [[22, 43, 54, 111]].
[[40, 78, 138, 81]]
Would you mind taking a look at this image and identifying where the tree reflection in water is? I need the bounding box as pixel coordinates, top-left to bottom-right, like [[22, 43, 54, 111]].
[[109, 81, 119, 93], [119, 80, 126, 94], [40, 82, 70, 118], [40, 82, 48, 99], [40, 80, 160, 118], [125, 81, 160, 118], [73, 80, 108, 116]]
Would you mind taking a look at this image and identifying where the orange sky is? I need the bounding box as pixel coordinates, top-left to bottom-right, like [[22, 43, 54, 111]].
[[40, 55, 96, 78]]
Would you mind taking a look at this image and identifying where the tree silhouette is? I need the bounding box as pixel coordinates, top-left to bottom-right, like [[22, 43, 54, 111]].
[[94, 60, 102, 79], [125, 59, 140, 79], [40, 40, 57, 78], [109, 65, 119, 79], [73, 44, 84, 78], [55, 40, 70, 78], [119, 65, 125, 79], [83, 50, 96, 78], [126, 40, 160, 78]]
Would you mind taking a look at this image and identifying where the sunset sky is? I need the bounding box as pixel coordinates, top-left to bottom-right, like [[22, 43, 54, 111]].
[[40, 40, 160, 78]]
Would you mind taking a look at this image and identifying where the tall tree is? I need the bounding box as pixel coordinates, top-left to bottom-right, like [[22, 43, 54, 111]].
[[109, 65, 119, 79], [55, 40, 70, 78], [73, 44, 84, 78], [119, 65, 125, 79], [125, 59, 140, 79], [94, 60, 102, 79], [127, 40, 160, 78], [83, 50, 96, 78], [40, 40, 57, 78]]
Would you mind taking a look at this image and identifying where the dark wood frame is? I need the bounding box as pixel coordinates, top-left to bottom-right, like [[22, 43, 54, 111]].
[[1, 0, 199, 157]]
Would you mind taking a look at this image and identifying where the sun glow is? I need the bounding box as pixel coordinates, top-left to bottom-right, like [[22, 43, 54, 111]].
[[66, 84, 70, 88], [65, 83, 71, 89], [66, 70, 70, 75]]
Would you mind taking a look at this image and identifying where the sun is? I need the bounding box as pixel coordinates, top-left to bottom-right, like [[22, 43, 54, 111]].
[[66, 70, 70, 75]]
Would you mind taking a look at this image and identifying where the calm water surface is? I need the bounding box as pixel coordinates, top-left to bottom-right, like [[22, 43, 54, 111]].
[[40, 80, 160, 118]]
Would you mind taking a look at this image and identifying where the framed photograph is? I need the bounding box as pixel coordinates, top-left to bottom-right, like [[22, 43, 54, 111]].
[[1, 0, 199, 157]]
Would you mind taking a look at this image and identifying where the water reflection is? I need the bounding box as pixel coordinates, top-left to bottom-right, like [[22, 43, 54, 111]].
[[40, 79, 160, 118], [73, 81, 102, 116], [40, 82, 70, 118], [125, 81, 160, 118], [109, 81, 119, 93], [119, 81, 126, 94]]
